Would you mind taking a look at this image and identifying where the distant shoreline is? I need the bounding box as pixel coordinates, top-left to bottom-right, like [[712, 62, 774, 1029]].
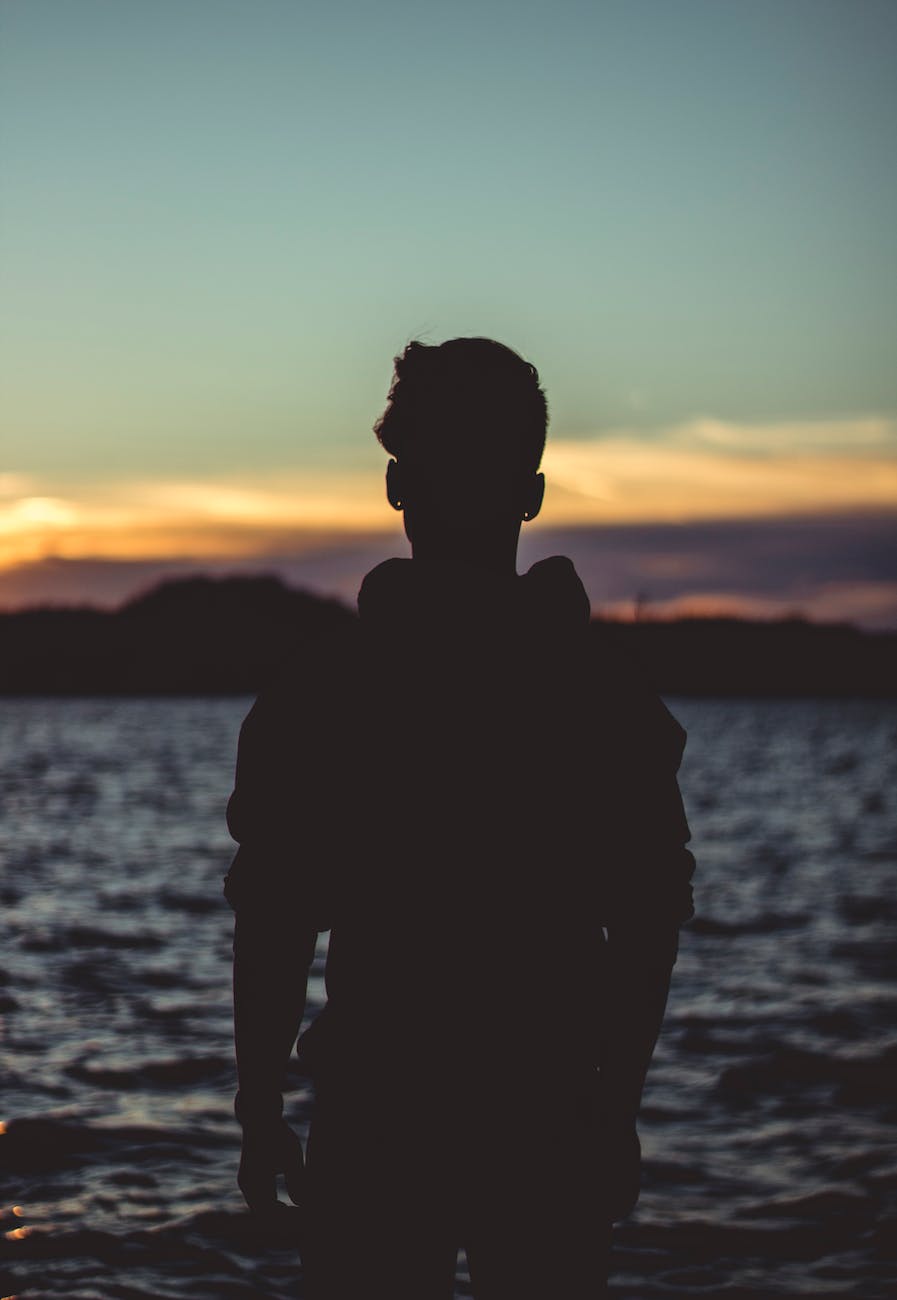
[[1, 575, 894, 698]]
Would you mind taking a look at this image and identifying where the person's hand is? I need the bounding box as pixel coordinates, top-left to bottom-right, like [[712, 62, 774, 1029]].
[[237, 1118, 305, 1213]]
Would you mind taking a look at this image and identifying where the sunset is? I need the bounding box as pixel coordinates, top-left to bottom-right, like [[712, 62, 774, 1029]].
[[2, 420, 896, 619], [2, 5, 896, 1298], [2, 0, 895, 622], [4, 416, 896, 562]]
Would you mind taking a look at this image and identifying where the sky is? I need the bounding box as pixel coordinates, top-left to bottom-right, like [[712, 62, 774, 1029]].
[[1, 0, 896, 623]]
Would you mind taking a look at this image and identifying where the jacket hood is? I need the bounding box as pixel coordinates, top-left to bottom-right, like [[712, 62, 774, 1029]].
[[357, 555, 591, 633]]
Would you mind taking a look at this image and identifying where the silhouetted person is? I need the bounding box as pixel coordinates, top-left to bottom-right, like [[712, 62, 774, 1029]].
[[225, 338, 695, 1298]]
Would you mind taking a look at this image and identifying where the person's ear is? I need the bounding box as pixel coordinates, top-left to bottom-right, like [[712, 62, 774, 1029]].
[[386, 459, 404, 511], [521, 472, 545, 523]]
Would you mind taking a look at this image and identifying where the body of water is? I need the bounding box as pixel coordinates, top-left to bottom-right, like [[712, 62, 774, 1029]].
[[1, 696, 895, 1298]]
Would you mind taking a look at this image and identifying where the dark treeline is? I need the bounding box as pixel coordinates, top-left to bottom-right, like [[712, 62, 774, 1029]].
[[0, 574, 894, 697]]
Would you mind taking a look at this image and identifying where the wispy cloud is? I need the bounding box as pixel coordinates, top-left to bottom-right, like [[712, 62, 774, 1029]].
[[518, 513, 897, 629], [3, 511, 894, 630], [1, 416, 895, 570], [659, 415, 897, 455], [541, 416, 897, 523], [0, 470, 393, 567]]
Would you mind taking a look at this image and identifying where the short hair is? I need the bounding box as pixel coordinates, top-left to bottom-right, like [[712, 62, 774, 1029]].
[[374, 338, 548, 475]]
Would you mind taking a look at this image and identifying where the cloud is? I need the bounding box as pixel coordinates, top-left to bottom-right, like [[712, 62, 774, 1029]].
[[540, 416, 897, 523], [0, 469, 394, 567], [1, 431, 894, 569], [0, 536, 408, 612], [660, 415, 897, 455], [1, 510, 895, 630], [1, 416, 895, 624], [518, 512, 897, 628]]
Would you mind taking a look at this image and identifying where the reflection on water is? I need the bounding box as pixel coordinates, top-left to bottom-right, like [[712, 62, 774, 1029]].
[[1, 696, 896, 1298]]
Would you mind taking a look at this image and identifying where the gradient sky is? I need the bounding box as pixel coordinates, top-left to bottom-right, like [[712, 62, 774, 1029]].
[[2, 0, 896, 621]]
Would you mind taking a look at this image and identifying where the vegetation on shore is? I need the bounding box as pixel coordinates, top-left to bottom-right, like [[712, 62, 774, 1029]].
[[1, 575, 894, 697]]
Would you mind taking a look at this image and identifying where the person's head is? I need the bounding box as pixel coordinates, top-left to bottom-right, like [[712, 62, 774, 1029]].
[[374, 338, 547, 563]]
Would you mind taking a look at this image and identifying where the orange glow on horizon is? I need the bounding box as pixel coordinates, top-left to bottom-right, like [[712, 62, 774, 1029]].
[[0, 472, 396, 569], [2, 423, 896, 571], [542, 438, 897, 523], [597, 581, 897, 627]]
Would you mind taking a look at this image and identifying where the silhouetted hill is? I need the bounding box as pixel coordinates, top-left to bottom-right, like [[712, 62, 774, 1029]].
[[591, 616, 896, 698], [0, 575, 355, 694], [0, 574, 894, 696]]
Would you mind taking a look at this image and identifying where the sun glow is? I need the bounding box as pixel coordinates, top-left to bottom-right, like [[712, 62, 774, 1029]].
[[0, 471, 395, 569], [2, 419, 896, 571]]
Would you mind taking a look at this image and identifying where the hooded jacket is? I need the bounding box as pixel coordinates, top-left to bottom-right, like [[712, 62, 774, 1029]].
[[226, 555, 694, 1109]]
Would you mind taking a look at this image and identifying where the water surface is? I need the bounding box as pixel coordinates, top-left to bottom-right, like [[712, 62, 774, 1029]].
[[1, 696, 895, 1297]]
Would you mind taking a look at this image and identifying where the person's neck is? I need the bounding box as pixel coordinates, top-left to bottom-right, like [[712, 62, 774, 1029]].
[[409, 528, 520, 579]]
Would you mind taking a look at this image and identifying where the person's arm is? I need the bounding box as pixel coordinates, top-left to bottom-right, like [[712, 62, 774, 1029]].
[[596, 743, 695, 1220], [597, 912, 682, 1124], [225, 689, 321, 1211], [229, 867, 317, 1211]]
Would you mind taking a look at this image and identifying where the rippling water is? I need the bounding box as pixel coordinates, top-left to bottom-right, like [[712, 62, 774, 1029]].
[[1, 696, 896, 1298]]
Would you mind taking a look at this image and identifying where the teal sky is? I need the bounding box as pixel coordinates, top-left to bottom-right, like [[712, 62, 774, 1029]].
[[3, 0, 896, 486]]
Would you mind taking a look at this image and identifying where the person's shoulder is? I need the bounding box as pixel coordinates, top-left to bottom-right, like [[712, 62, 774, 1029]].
[[522, 555, 591, 627], [588, 622, 687, 769], [357, 557, 418, 627]]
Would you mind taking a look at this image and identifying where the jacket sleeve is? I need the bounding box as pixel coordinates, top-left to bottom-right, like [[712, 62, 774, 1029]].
[[594, 681, 695, 1124], [598, 682, 696, 928], [224, 681, 335, 924], [224, 686, 321, 1132]]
